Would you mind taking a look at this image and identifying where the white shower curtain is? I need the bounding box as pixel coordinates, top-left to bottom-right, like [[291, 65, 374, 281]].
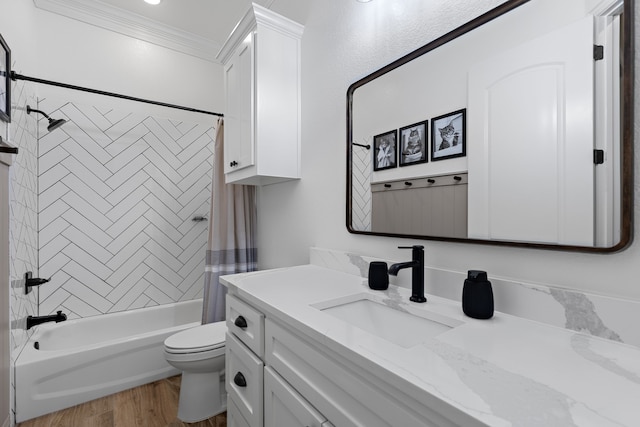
[[202, 118, 257, 323]]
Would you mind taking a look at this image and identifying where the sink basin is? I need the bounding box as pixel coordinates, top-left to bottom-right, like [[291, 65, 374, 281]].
[[312, 293, 463, 348]]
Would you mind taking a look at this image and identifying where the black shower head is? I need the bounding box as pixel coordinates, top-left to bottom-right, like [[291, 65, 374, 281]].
[[46, 118, 67, 132], [26, 105, 67, 132]]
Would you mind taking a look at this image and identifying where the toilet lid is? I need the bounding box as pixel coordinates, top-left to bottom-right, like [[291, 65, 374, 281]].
[[164, 322, 227, 354]]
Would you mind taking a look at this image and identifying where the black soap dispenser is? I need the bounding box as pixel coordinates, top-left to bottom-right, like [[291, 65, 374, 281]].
[[462, 270, 494, 319], [368, 261, 389, 290]]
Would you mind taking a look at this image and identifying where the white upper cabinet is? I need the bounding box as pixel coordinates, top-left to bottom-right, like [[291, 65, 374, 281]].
[[217, 4, 304, 186]]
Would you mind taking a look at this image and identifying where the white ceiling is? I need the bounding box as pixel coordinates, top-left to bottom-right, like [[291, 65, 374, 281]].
[[96, 0, 259, 46], [34, 0, 310, 62]]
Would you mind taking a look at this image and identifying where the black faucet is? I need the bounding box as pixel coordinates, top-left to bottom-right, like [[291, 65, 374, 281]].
[[388, 245, 427, 303], [26, 311, 67, 330]]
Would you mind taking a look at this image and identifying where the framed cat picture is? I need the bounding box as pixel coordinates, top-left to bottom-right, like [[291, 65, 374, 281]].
[[373, 129, 397, 171], [399, 120, 428, 167], [431, 109, 466, 161]]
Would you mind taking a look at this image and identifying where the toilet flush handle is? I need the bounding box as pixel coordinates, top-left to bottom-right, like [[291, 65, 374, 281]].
[[234, 316, 248, 329]]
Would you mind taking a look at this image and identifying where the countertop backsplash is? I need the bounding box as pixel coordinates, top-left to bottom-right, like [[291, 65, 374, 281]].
[[310, 247, 640, 348]]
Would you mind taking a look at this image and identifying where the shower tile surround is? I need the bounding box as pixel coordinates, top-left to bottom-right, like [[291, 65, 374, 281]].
[[310, 247, 640, 348], [35, 98, 215, 318]]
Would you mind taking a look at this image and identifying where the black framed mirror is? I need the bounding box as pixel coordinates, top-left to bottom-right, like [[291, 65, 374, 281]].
[[346, 0, 633, 252]]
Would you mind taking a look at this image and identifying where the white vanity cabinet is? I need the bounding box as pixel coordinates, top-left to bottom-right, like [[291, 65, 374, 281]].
[[225, 291, 472, 427], [226, 294, 335, 427], [217, 4, 303, 186]]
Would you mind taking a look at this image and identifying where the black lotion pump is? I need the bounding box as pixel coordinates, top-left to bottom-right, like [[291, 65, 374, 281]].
[[462, 270, 494, 319]]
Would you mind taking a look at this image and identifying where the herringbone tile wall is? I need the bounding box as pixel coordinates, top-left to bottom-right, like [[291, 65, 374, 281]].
[[351, 135, 372, 231], [36, 99, 215, 319]]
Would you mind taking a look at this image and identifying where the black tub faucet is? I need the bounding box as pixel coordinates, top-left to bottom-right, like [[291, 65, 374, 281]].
[[26, 311, 67, 330], [24, 271, 52, 294], [388, 245, 427, 303]]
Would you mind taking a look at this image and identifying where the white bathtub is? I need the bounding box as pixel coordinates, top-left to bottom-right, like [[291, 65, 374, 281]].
[[15, 299, 202, 422]]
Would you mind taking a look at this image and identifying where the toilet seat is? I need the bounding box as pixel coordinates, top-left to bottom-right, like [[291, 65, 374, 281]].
[[164, 322, 226, 355]]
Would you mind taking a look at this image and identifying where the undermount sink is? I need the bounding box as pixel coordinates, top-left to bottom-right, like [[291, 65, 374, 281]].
[[311, 293, 463, 348]]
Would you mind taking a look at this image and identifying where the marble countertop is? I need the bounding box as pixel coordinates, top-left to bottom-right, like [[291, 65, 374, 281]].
[[221, 265, 640, 427]]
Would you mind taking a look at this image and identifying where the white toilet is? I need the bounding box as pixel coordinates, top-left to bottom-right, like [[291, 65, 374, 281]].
[[163, 321, 227, 423]]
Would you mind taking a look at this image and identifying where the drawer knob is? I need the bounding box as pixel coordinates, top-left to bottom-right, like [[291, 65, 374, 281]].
[[454, 175, 462, 181], [427, 178, 435, 184], [234, 316, 248, 329], [234, 372, 247, 387]]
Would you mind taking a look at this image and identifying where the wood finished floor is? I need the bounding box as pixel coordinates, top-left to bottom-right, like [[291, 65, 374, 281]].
[[17, 376, 227, 427]]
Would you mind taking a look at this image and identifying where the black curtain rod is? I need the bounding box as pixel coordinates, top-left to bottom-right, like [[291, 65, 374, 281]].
[[11, 72, 224, 118]]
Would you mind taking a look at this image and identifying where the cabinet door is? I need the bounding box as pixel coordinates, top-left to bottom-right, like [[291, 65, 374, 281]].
[[264, 367, 328, 427], [224, 32, 255, 174], [228, 398, 252, 427]]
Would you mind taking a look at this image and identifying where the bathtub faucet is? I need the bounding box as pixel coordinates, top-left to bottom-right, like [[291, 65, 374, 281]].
[[26, 311, 67, 330]]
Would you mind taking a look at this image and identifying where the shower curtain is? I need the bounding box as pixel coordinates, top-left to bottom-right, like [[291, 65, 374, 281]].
[[202, 118, 258, 323]]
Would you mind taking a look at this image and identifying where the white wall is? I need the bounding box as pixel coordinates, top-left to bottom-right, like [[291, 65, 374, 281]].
[[257, 0, 640, 302], [33, 8, 223, 119]]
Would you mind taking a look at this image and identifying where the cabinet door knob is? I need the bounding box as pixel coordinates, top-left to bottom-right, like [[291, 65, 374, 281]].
[[234, 315, 248, 329], [427, 179, 435, 184], [234, 372, 247, 387], [404, 181, 413, 186], [454, 175, 462, 181], [229, 160, 238, 167]]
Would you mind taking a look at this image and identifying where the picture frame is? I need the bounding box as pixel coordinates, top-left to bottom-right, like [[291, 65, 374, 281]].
[[0, 33, 10, 123], [431, 109, 466, 161], [399, 120, 428, 167], [373, 129, 397, 171]]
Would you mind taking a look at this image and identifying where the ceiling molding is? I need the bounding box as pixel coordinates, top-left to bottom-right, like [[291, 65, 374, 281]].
[[216, 3, 304, 64], [34, 0, 222, 63]]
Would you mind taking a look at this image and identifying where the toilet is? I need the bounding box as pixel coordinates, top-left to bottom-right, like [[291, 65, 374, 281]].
[[163, 321, 227, 423]]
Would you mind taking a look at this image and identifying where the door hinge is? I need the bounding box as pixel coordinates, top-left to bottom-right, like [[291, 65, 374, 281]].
[[594, 45, 604, 61], [594, 149, 605, 165]]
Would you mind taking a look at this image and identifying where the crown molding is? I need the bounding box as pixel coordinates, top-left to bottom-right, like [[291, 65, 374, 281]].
[[216, 2, 303, 64], [33, 0, 222, 63]]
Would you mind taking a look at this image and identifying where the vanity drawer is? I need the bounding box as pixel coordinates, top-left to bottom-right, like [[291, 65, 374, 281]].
[[226, 332, 264, 427], [227, 294, 265, 357]]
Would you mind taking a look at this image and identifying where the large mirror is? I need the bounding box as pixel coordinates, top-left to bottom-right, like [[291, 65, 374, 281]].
[[347, 0, 633, 252]]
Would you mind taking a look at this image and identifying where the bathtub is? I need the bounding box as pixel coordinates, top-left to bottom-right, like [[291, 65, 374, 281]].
[[15, 299, 203, 422]]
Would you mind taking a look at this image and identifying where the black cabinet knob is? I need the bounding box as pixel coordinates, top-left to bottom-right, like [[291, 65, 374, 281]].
[[234, 316, 248, 329], [404, 181, 413, 186], [454, 175, 462, 181], [384, 184, 391, 188], [229, 160, 239, 167], [427, 178, 435, 184], [234, 372, 247, 387]]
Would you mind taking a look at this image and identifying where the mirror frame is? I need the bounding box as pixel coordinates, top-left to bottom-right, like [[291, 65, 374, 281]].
[[346, 0, 634, 253]]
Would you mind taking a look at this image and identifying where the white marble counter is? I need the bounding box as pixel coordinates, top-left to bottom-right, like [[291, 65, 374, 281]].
[[221, 265, 640, 427]]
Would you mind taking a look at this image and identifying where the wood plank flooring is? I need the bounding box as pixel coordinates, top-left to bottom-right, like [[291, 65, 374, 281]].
[[17, 376, 226, 427]]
